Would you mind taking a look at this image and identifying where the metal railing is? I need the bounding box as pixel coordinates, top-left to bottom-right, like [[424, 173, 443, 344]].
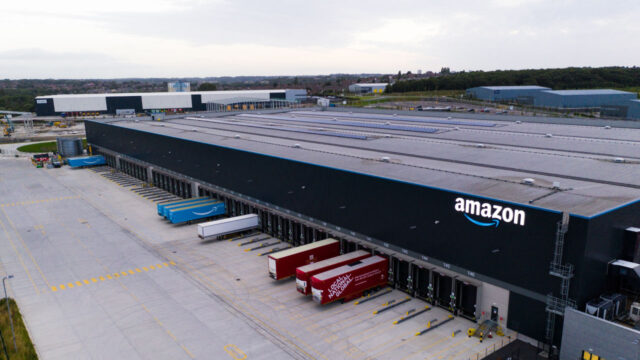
[[467, 334, 517, 360]]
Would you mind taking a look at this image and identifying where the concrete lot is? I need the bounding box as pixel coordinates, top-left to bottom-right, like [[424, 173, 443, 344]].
[[0, 157, 512, 359]]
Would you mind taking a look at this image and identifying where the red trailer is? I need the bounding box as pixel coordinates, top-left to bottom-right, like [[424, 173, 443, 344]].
[[311, 256, 388, 305], [268, 238, 340, 280], [296, 250, 371, 295]]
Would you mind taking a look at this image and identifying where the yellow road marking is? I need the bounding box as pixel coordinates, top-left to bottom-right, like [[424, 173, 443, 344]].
[[68, 283, 74, 288], [156, 264, 163, 268], [52, 261, 177, 292], [224, 344, 247, 360], [169, 261, 176, 265], [149, 265, 156, 270]]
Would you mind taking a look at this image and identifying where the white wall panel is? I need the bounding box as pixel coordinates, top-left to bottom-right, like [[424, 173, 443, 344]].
[[53, 96, 107, 112], [141, 94, 192, 109], [200, 90, 273, 103]]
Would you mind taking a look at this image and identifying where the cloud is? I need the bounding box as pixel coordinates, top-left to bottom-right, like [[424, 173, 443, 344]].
[[0, 0, 639, 78]]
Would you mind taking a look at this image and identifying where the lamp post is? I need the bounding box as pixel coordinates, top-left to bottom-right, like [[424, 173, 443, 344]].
[[3, 275, 16, 352]]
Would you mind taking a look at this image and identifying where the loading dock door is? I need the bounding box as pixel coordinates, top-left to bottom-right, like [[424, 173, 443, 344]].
[[416, 267, 430, 299], [434, 273, 452, 309], [396, 259, 410, 294], [456, 280, 478, 320]]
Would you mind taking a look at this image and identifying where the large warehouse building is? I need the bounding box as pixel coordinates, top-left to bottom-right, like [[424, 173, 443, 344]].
[[533, 89, 637, 109], [34, 89, 308, 116], [84, 109, 640, 354], [466, 85, 551, 103]]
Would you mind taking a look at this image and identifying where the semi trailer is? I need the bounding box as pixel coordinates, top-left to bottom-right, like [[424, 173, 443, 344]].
[[67, 155, 106, 168], [268, 238, 340, 280], [311, 255, 388, 305], [161, 198, 212, 218], [157, 197, 208, 216], [198, 214, 259, 239], [166, 200, 226, 224], [296, 250, 371, 295]]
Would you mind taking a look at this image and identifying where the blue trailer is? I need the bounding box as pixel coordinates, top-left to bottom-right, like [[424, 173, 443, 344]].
[[167, 201, 226, 224], [67, 155, 106, 168], [157, 197, 209, 216], [162, 198, 215, 218]]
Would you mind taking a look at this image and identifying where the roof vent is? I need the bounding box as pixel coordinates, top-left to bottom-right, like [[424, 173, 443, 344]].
[[292, 143, 301, 148], [614, 157, 626, 163], [380, 156, 391, 162], [332, 117, 338, 121], [454, 126, 460, 130], [515, 120, 522, 124], [234, 134, 240, 139], [385, 121, 391, 125], [383, 134, 392, 138], [545, 133, 553, 138], [604, 125, 612, 129], [448, 116, 452, 120], [476, 143, 486, 148], [552, 181, 561, 189], [522, 178, 535, 185], [349, 111, 353, 114]]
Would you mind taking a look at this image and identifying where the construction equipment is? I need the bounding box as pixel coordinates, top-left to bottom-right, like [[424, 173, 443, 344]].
[[2, 115, 14, 137]]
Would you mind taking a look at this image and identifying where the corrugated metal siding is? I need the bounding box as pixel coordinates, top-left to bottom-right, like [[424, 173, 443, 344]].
[[53, 95, 107, 112], [141, 94, 192, 109], [199, 90, 272, 103]]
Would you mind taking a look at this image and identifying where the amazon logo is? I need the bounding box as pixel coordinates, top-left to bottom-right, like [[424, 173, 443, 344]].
[[454, 197, 526, 227]]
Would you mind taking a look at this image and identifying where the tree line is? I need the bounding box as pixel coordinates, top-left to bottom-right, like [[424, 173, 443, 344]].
[[387, 67, 640, 93]]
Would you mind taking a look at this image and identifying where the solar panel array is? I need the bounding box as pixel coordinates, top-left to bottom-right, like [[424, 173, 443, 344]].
[[294, 111, 497, 127], [240, 114, 440, 134], [179, 118, 369, 140]]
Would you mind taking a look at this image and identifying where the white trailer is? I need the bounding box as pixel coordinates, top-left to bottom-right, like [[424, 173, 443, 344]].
[[197, 214, 259, 239]]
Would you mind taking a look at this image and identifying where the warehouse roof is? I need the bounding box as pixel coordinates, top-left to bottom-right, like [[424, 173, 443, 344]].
[[91, 109, 640, 217], [541, 89, 635, 96], [473, 85, 550, 90]]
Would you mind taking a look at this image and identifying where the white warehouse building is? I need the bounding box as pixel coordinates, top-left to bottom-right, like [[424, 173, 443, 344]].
[[34, 89, 308, 116], [348, 83, 388, 94]]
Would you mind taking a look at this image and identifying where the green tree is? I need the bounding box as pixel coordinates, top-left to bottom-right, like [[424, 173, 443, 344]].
[[197, 83, 217, 91]]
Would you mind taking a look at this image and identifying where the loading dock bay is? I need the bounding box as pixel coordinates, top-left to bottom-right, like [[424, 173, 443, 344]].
[[0, 158, 513, 359]]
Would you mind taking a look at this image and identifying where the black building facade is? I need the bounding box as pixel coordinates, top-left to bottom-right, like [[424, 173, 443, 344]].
[[85, 120, 640, 345]]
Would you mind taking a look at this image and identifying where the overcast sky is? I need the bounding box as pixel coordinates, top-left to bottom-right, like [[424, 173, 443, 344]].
[[1, 0, 639, 79]]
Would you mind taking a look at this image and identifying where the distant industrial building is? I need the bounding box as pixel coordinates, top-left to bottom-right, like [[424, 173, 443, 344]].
[[533, 89, 637, 109], [34, 89, 307, 116], [466, 85, 550, 103], [348, 83, 388, 94], [167, 81, 191, 92], [466, 85, 640, 120]]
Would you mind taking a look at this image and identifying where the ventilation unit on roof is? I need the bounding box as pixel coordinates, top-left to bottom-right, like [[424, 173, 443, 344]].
[[332, 117, 338, 121], [383, 134, 392, 138], [552, 181, 561, 189], [614, 157, 626, 163], [234, 135, 240, 139], [515, 120, 522, 124], [448, 116, 452, 120], [454, 127, 460, 130], [545, 133, 553, 138], [385, 121, 391, 125], [604, 125, 612, 129], [380, 156, 391, 162], [393, 114, 397, 116], [292, 143, 301, 148], [522, 178, 535, 185], [349, 111, 353, 114], [476, 143, 486, 148]]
